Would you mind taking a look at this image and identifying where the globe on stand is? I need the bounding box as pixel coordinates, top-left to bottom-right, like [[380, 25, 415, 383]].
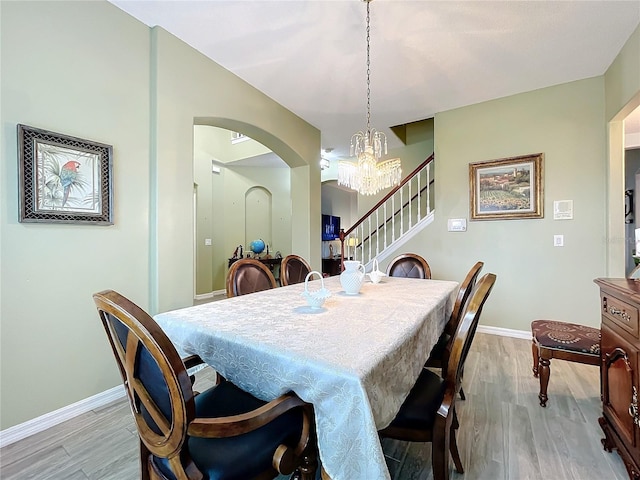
[[250, 239, 265, 256]]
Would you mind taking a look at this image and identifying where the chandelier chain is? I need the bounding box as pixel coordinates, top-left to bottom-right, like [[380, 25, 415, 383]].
[[337, 0, 402, 196], [366, 0, 371, 134]]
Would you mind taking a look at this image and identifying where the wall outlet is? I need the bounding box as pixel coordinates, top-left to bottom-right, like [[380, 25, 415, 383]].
[[553, 235, 564, 247]]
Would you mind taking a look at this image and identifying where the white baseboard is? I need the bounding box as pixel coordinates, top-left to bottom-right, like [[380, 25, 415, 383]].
[[0, 323, 530, 449], [478, 325, 531, 340], [194, 289, 225, 301], [0, 384, 126, 449]]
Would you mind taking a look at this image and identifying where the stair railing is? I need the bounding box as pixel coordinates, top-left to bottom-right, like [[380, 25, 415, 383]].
[[339, 154, 435, 269]]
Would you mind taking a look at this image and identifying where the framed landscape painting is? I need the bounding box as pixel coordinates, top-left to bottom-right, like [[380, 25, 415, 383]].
[[18, 124, 113, 225], [469, 153, 544, 220]]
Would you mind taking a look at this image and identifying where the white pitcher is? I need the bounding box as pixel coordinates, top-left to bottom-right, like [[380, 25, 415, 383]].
[[340, 260, 366, 295]]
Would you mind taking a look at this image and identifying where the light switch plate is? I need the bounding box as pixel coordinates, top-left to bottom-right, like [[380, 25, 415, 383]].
[[553, 235, 564, 247], [204, 238, 212, 246], [447, 218, 467, 232]]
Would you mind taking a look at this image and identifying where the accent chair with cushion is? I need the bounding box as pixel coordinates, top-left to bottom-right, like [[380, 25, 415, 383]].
[[226, 258, 277, 298], [379, 273, 497, 480], [281, 254, 312, 286], [93, 289, 317, 480], [386, 253, 432, 279], [531, 319, 600, 407]]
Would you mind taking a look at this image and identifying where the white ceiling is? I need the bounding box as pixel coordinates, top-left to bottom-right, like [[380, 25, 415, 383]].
[[110, 0, 640, 158]]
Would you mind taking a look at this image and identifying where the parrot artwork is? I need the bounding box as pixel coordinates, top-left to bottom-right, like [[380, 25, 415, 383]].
[[59, 160, 81, 207]]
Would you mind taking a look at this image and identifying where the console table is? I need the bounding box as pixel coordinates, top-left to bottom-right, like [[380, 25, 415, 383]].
[[595, 278, 640, 479], [322, 258, 342, 277]]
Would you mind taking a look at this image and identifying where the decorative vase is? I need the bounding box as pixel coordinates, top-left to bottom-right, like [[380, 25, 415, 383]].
[[302, 271, 331, 309], [340, 260, 366, 295], [367, 258, 386, 284]]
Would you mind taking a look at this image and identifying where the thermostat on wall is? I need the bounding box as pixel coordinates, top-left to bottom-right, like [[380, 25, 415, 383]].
[[553, 200, 573, 220], [447, 218, 467, 232]]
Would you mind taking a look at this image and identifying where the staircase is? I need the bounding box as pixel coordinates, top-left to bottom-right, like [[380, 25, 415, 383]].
[[339, 154, 435, 268]]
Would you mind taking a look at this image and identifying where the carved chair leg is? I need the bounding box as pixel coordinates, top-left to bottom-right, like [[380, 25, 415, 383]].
[[293, 451, 318, 480], [538, 356, 550, 407], [138, 438, 151, 480], [449, 410, 464, 474], [432, 420, 451, 480], [459, 386, 466, 401], [532, 340, 539, 377]]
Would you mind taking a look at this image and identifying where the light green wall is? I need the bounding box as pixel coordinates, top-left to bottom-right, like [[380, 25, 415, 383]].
[[152, 27, 320, 313], [193, 126, 291, 294], [399, 78, 608, 331], [0, 1, 319, 430], [1, 0, 151, 428], [605, 24, 640, 276], [605, 25, 640, 123]]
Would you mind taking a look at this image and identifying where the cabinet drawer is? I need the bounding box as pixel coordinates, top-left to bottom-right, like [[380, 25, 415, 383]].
[[603, 293, 639, 338]]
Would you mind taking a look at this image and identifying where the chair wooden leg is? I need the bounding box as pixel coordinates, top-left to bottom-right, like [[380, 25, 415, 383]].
[[432, 419, 450, 480], [532, 340, 539, 377], [538, 356, 550, 407], [459, 386, 466, 400], [139, 439, 151, 480], [293, 451, 318, 480], [449, 425, 464, 474], [320, 466, 331, 480]]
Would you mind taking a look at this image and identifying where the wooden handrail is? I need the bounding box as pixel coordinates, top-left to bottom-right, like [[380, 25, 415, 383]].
[[355, 179, 433, 248], [341, 153, 434, 238], [339, 153, 435, 268]]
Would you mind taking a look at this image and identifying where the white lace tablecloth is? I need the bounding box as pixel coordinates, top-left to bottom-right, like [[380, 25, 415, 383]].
[[154, 276, 458, 480]]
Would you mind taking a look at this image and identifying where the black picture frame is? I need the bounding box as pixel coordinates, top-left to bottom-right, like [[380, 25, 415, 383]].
[[18, 124, 113, 225]]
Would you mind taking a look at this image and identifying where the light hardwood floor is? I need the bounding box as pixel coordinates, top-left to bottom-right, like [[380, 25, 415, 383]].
[[0, 334, 629, 480]]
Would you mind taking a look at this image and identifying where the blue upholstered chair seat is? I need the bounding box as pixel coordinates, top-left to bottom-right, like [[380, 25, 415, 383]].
[[153, 381, 304, 480]]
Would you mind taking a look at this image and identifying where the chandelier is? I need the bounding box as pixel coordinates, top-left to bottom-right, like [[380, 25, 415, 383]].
[[338, 0, 401, 196]]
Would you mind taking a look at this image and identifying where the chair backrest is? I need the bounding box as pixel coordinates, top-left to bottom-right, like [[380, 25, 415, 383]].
[[93, 290, 197, 478], [445, 273, 497, 394], [444, 261, 484, 336], [226, 258, 277, 297], [386, 253, 432, 279], [281, 254, 311, 286]]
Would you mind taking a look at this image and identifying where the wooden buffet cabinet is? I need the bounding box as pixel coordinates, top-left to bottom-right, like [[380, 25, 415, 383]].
[[595, 278, 640, 479]]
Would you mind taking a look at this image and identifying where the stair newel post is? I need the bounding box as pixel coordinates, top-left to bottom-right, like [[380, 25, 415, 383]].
[[339, 229, 346, 272]]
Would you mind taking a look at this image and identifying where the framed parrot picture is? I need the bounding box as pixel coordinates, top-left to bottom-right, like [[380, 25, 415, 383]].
[[18, 124, 113, 225]]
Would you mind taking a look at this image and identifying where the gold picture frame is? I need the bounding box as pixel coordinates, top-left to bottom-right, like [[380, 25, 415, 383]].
[[469, 153, 544, 220]]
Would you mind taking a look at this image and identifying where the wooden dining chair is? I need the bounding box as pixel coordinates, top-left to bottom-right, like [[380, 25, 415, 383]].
[[386, 253, 432, 279], [379, 273, 497, 480], [93, 290, 317, 480], [425, 261, 484, 399], [281, 254, 312, 286], [629, 264, 640, 279], [226, 258, 277, 297]]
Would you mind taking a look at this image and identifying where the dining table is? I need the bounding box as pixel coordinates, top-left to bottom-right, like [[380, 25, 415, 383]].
[[154, 275, 458, 480]]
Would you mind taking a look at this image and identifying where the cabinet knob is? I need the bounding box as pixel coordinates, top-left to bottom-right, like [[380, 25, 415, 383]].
[[609, 306, 632, 322]]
